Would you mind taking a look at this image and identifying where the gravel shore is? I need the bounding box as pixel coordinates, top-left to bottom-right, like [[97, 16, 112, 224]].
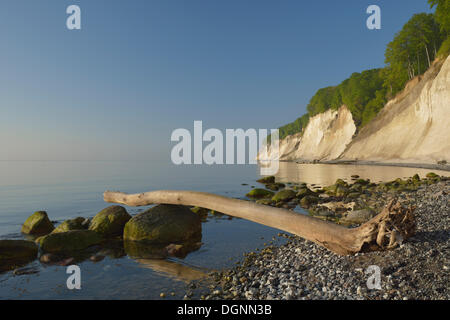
[[189, 180, 449, 300]]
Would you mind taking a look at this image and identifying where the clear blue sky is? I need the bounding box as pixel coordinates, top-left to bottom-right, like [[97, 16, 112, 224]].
[[0, 0, 433, 161]]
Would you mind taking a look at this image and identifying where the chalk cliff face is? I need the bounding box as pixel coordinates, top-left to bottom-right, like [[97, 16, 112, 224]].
[[260, 55, 450, 164], [261, 105, 356, 161], [341, 56, 450, 163]]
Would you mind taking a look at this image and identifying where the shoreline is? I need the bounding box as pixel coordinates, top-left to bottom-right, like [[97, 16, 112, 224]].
[[287, 159, 450, 172], [185, 176, 449, 300]]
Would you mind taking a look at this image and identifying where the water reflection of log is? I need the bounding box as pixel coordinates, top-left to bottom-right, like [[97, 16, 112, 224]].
[[135, 258, 206, 283]]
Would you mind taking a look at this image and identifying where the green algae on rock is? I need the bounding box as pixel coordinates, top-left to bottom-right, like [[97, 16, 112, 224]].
[[246, 188, 274, 199], [52, 217, 86, 234], [272, 189, 296, 202], [300, 195, 319, 207], [256, 199, 273, 205], [0, 240, 39, 273], [296, 187, 315, 199], [123, 205, 201, 244], [265, 183, 286, 191], [0, 240, 38, 261], [37, 230, 103, 253], [21, 211, 54, 235], [256, 176, 275, 184], [88, 205, 131, 237]]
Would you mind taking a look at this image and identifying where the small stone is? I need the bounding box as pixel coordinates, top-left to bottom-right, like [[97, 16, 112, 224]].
[[89, 254, 105, 262], [356, 286, 362, 295]]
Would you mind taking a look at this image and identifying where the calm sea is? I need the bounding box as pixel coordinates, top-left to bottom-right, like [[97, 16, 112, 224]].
[[0, 161, 448, 299]]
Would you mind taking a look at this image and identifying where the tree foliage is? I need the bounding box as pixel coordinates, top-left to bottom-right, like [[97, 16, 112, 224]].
[[384, 13, 443, 96], [429, 0, 450, 35], [306, 69, 387, 127], [278, 114, 310, 140], [429, 0, 450, 57], [276, 2, 448, 141]]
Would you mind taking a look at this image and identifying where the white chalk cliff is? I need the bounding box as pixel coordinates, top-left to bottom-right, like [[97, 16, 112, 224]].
[[260, 55, 450, 164]]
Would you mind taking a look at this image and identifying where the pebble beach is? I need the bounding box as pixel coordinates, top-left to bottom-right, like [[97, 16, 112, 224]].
[[186, 178, 449, 300]]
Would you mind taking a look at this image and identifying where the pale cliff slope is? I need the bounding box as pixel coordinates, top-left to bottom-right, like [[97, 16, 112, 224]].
[[261, 105, 356, 161], [341, 56, 450, 163], [261, 55, 450, 164]]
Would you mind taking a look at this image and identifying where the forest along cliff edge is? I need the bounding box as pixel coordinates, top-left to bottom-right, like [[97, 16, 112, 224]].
[[259, 55, 450, 164]]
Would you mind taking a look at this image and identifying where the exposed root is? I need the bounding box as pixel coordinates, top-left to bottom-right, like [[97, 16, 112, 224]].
[[356, 200, 416, 252]]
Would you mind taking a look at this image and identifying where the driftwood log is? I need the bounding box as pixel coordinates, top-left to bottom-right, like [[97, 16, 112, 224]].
[[104, 190, 415, 255]]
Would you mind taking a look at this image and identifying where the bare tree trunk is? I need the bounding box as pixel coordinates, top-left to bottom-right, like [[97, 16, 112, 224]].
[[408, 58, 414, 79], [104, 190, 415, 256], [425, 45, 431, 68], [417, 52, 420, 75]]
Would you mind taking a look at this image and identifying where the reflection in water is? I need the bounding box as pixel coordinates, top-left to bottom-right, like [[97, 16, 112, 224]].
[[124, 241, 168, 260], [135, 259, 206, 283], [274, 162, 450, 187]]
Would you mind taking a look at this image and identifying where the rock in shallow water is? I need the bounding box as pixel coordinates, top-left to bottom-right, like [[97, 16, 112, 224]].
[[300, 195, 319, 207], [89, 205, 131, 237], [37, 230, 103, 253], [21, 211, 54, 235], [123, 204, 201, 244], [271, 189, 296, 202], [52, 217, 86, 233], [256, 176, 275, 184], [0, 240, 38, 261], [246, 188, 274, 199]]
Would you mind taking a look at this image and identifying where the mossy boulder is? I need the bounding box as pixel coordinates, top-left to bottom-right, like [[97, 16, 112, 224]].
[[272, 189, 296, 202], [265, 183, 285, 191], [300, 195, 319, 207], [246, 188, 274, 199], [335, 185, 349, 197], [256, 199, 273, 205], [354, 179, 370, 185], [296, 187, 314, 199], [37, 230, 102, 253], [323, 184, 337, 195], [89, 206, 131, 237], [21, 211, 54, 235], [52, 217, 86, 234], [0, 240, 38, 261], [349, 183, 363, 192], [347, 192, 361, 199], [256, 176, 275, 184], [426, 172, 440, 180], [335, 179, 347, 186], [323, 183, 348, 197], [123, 205, 201, 244], [394, 178, 406, 185]]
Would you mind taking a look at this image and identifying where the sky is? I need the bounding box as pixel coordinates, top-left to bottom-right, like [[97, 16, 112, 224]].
[[0, 0, 433, 161]]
